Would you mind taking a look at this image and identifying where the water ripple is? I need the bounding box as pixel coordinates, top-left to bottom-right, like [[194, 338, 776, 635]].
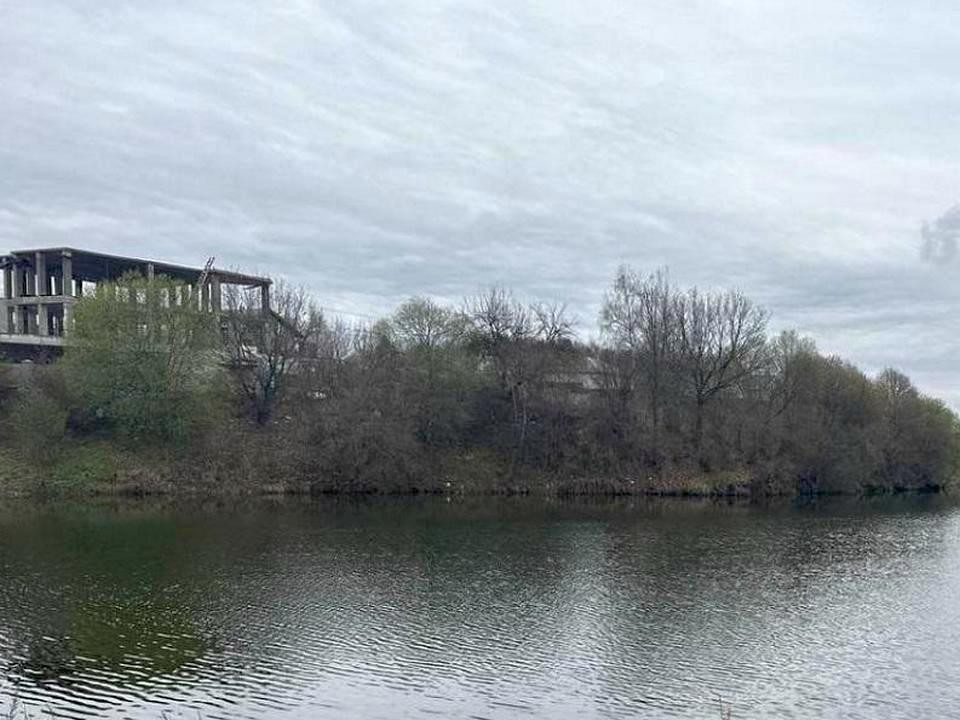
[[0, 497, 958, 719]]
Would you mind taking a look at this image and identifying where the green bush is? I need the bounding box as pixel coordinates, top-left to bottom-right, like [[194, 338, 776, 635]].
[[61, 274, 224, 445], [0, 363, 12, 412], [10, 384, 69, 465]]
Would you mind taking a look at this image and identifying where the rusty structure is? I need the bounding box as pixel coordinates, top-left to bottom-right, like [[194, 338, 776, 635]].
[[0, 247, 271, 360]]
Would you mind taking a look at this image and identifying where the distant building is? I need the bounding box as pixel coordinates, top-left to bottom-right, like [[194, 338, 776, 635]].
[[0, 247, 270, 360]]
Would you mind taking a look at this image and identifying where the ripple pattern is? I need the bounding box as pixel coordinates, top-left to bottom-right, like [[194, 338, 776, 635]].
[[0, 497, 958, 719]]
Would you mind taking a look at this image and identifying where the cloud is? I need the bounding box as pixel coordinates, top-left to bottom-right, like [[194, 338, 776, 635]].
[[921, 205, 960, 264]]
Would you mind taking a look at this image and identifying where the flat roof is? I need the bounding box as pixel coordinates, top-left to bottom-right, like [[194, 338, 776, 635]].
[[2, 247, 271, 286], [0, 333, 65, 348]]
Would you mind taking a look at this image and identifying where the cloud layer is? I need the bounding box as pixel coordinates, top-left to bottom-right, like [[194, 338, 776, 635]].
[[922, 206, 960, 264], [2, 1, 959, 405]]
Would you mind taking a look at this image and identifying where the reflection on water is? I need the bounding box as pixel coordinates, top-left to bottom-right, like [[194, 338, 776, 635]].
[[0, 496, 958, 719]]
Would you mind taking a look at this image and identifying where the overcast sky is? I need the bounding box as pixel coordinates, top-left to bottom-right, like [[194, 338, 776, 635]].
[[2, 1, 959, 406]]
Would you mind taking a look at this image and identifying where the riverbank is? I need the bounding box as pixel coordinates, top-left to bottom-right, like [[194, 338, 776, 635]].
[[3, 270, 959, 505], [0, 433, 949, 499]]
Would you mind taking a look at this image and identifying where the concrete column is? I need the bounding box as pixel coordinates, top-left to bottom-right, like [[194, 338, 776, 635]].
[[0, 300, 7, 333], [61, 252, 73, 298], [35, 253, 48, 296], [2, 267, 11, 299], [11, 266, 21, 299], [38, 302, 49, 336], [210, 276, 221, 313], [63, 300, 74, 335], [260, 283, 271, 316], [25, 267, 35, 296]]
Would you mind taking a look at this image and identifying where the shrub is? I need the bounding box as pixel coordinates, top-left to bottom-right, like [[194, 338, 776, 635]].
[[61, 274, 224, 445], [10, 383, 69, 465]]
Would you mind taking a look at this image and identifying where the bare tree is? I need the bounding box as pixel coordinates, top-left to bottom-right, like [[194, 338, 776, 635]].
[[600, 267, 676, 464], [391, 296, 466, 350], [674, 287, 769, 466], [222, 280, 324, 424], [311, 315, 353, 399], [533, 301, 575, 344], [465, 287, 576, 470], [765, 330, 817, 420], [466, 288, 532, 388]]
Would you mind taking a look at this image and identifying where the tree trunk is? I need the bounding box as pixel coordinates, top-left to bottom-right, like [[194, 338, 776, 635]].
[[695, 396, 705, 469], [650, 370, 660, 467]]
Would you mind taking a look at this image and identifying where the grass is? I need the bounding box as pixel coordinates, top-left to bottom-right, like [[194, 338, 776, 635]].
[[0, 447, 42, 495], [46, 442, 118, 489]]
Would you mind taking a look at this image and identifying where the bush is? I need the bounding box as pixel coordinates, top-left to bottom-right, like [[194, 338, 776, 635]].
[[10, 383, 69, 465], [0, 363, 12, 412], [61, 274, 224, 445]]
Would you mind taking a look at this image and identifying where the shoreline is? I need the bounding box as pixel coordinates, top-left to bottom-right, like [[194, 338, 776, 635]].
[[0, 444, 948, 501]]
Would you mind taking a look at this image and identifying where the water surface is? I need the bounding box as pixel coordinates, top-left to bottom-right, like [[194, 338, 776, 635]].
[[0, 496, 958, 719]]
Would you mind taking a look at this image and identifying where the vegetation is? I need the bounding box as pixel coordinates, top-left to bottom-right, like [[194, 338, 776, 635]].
[[221, 281, 323, 425], [61, 275, 222, 443], [0, 268, 957, 496]]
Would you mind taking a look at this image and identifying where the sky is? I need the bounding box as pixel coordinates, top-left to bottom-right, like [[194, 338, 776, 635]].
[[1, 1, 959, 406]]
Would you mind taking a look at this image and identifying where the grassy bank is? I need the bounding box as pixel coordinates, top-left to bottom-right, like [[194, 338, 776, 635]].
[[0, 432, 948, 499]]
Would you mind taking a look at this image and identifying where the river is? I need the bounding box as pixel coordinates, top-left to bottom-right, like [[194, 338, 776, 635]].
[[0, 496, 958, 719]]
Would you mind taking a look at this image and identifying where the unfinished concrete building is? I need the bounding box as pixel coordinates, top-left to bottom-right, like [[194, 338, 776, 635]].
[[0, 247, 271, 360]]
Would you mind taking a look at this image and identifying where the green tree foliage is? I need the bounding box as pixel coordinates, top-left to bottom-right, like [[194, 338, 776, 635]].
[[392, 296, 466, 350], [61, 274, 222, 444], [389, 297, 477, 448], [10, 378, 69, 465], [0, 363, 13, 414]]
